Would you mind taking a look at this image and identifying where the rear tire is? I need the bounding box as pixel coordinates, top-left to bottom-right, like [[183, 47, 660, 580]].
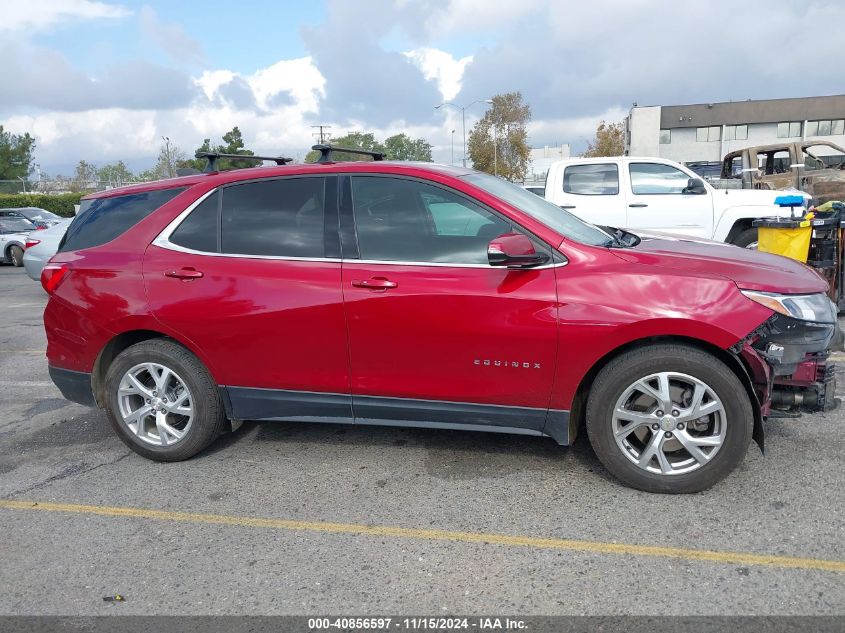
[[586, 344, 753, 493], [9, 245, 24, 267], [104, 339, 227, 461], [731, 228, 758, 249]]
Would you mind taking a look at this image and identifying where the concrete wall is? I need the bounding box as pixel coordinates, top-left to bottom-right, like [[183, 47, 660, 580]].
[[626, 106, 661, 156]]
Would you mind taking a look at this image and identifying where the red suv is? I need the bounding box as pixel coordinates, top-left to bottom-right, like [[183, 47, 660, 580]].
[[43, 146, 839, 493]]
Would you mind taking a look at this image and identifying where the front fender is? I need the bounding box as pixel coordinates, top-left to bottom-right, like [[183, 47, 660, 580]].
[[712, 205, 784, 242]]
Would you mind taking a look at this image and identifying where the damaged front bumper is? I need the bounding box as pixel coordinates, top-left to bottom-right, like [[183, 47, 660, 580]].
[[736, 313, 842, 418]]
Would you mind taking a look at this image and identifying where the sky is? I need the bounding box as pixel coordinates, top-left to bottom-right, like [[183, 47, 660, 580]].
[[2, 0, 844, 176]]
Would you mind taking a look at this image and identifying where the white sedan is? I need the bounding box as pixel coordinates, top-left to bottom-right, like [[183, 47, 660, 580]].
[[23, 219, 71, 280]]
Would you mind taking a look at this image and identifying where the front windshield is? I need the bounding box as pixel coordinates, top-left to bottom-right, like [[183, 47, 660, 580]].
[[462, 172, 612, 246], [0, 218, 36, 233]]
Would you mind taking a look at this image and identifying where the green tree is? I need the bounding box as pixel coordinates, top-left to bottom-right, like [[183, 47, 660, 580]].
[[583, 120, 624, 157], [0, 125, 36, 193], [304, 131, 432, 163], [179, 127, 255, 171], [97, 161, 134, 187], [140, 137, 187, 180], [467, 91, 531, 181], [71, 160, 99, 192], [382, 133, 432, 161], [305, 132, 386, 163]]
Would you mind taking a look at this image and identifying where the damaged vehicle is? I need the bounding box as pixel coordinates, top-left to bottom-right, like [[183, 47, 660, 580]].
[[42, 146, 841, 493], [721, 140, 845, 203]]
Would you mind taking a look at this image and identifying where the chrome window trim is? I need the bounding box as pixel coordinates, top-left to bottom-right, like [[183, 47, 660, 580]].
[[152, 186, 567, 270]]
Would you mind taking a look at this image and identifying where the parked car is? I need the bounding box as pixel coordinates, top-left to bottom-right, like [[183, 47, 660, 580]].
[[544, 156, 794, 247], [0, 217, 37, 266], [23, 219, 71, 281], [43, 148, 839, 493], [720, 140, 845, 204], [521, 184, 545, 197], [0, 207, 63, 229]]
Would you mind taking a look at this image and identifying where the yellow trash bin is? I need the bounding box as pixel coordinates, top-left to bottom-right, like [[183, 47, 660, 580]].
[[756, 219, 812, 263]]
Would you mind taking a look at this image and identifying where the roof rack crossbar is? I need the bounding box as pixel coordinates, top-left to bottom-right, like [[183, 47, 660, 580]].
[[197, 152, 294, 173], [311, 144, 385, 163]]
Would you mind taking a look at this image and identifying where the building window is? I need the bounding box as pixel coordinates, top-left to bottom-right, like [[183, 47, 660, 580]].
[[659, 129, 671, 144], [725, 124, 748, 141], [777, 121, 802, 138], [696, 126, 721, 142], [807, 119, 845, 137]]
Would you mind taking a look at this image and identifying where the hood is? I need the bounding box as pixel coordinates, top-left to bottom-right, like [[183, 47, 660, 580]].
[[612, 231, 828, 294], [717, 187, 810, 209]]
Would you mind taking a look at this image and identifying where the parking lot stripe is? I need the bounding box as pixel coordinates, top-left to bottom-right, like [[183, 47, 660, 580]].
[[2, 499, 844, 573]]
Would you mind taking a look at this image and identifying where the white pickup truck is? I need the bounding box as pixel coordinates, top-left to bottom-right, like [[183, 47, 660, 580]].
[[544, 156, 792, 247]]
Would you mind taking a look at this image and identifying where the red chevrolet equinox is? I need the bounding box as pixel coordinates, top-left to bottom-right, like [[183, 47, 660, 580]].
[[43, 145, 840, 493]]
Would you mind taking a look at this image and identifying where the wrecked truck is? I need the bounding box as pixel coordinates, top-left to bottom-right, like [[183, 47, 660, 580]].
[[721, 140, 845, 203]]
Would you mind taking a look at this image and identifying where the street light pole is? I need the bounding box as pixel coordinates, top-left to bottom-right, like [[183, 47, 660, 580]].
[[450, 129, 455, 165], [435, 99, 493, 168]]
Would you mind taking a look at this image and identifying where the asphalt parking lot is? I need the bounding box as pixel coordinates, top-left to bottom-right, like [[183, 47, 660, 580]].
[[0, 264, 843, 616]]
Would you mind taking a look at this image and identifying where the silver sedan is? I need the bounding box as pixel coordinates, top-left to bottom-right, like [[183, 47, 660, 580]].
[[23, 219, 71, 281]]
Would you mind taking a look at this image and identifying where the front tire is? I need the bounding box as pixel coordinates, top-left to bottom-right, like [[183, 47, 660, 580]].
[[731, 228, 758, 249], [586, 344, 753, 493], [9, 245, 24, 267], [104, 339, 227, 461]]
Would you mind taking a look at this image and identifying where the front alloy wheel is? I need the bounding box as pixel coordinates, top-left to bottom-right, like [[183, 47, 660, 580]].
[[586, 344, 753, 493], [612, 372, 726, 475]]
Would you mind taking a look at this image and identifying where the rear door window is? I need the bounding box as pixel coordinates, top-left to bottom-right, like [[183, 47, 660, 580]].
[[563, 164, 619, 195], [220, 177, 326, 258], [60, 187, 186, 252]]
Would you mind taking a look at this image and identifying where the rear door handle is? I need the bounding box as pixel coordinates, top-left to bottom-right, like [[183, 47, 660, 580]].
[[165, 267, 204, 280], [559, 204, 576, 209], [351, 277, 398, 290], [628, 203, 648, 208]]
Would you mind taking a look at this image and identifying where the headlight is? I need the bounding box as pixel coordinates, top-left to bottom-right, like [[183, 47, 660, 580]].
[[741, 290, 837, 323]]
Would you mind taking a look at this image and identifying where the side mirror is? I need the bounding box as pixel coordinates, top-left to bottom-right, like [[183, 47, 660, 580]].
[[683, 177, 707, 195], [487, 233, 549, 269]]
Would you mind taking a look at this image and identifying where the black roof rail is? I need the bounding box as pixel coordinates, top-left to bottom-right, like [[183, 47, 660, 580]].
[[197, 152, 294, 173], [312, 144, 385, 163]]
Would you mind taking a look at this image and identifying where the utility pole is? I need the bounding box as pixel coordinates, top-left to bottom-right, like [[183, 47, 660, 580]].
[[435, 99, 493, 168], [311, 125, 332, 144]]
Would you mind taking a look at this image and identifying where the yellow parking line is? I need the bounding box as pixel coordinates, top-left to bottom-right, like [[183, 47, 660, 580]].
[[1, 499, 843, 573]]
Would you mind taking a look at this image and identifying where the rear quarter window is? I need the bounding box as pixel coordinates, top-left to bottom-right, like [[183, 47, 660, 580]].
[[60, 188, 186, 252]]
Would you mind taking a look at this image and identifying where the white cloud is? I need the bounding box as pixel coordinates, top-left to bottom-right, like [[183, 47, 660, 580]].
[[404, 48, 472, 102], [0, 0, 131, 32]]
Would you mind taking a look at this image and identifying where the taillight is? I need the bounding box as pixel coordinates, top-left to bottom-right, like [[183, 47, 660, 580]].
[[25, 238, 41, 250], [41, 263, 70, 294]]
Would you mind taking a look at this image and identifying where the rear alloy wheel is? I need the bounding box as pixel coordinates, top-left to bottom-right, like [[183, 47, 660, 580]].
[[586, 344, 753, 493], [104, 339, 227, 461], [9, 245, 24, 267]]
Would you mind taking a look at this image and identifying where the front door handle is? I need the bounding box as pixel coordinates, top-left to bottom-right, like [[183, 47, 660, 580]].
[[351, 277, 398, 290], [165, 267, 204, 280], [628, 203, 649, 208]]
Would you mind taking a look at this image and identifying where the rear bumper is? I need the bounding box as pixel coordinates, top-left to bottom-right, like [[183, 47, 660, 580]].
[[49, 366, 96, 407]]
